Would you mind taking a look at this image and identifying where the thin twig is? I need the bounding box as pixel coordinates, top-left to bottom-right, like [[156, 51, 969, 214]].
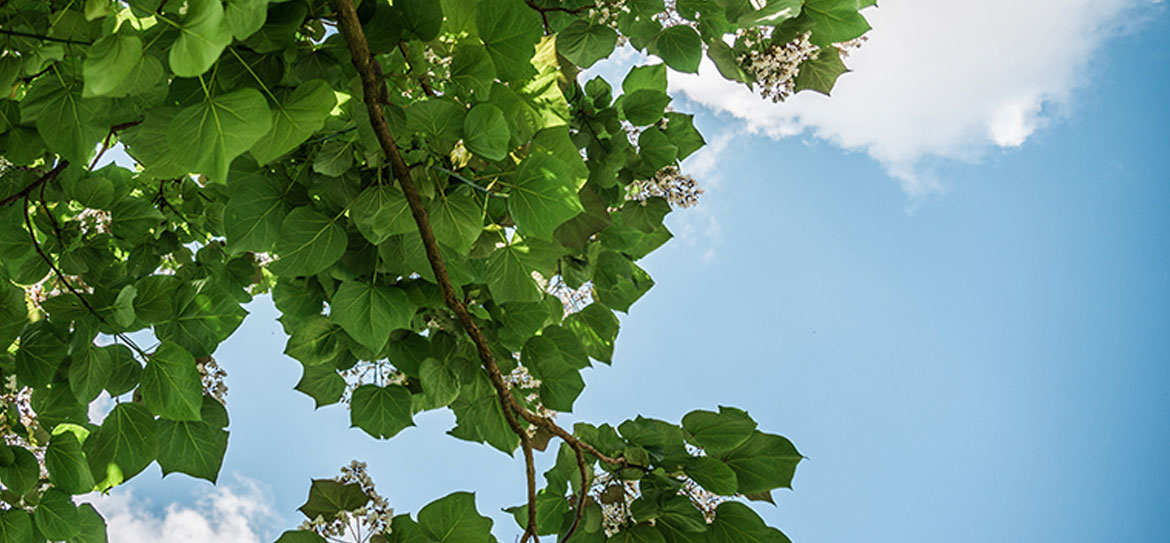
[[0, 161, 68, 208], [0, 28, 92, 45], [520, 439, 540, 543], [398, 42, 436, 98]]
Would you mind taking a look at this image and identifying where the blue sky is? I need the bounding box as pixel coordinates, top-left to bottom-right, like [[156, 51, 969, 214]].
[[89, 2, 1170, 542]]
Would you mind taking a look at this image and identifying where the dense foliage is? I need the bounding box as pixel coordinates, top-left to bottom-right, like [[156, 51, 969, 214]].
[[0, 0, 871, 542]]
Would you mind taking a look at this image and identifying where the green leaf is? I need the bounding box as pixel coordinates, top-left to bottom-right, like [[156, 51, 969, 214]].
[[399, 0, 444, 41], [113, 285, 137, 328], [0, 282, 27, 350], [169, 0, 233, 77], [706, 502, 770, 543], [250, 79, 337, 165], [407, 99, 466, 152], [522, 335, 585, 412], [157, 419, 229, 482], [720, 431, 802, 494], [120, 106, 190, 179], [45, 431, 95, 494], [557, 20, 618, 68], [621, 89, 671, 126], [593, 251, 654, 312], [794, 47, 849, 96], [14, 323, 67, 388], [298, 479, 370, 519], [33, 488, 79, 541], [0, 510, 33, 543], [105, 344, 143, 397], [663, 113, 705, 160], [68, 344, 112, 403], [707, 39, 752, 83], [623, 64, 668, 94], [510, 153, 584, 240], [73, 504, 108, 543], [565, 303, 619, 364], [269, 207, 348, 277], [168, 87, 273, 182], [429, 190, 484, 253], [638, 128, 678, 169], [651, 26, 702, 73], [110, 197, 165, 241], [20, 72, 107, 163], [312, 139, 354, 177], [0, 447, 39, 495], [450, 44, 496, 99], [285, 315, 346, 366], [155, 280, 247, 358], [295, 363, 346, 408], [329, 281, 413, 354], [225, 0, 268, 41], [417, 492, 494, 543], [803, 0, 871, 46], [683, 456, 738, 496], [141, 341, 203, 421], [486, 243, 541, 304], [224, 174, 289, 254], [350, 185, 415, 245], [682, 406, 756, 453], [475, 0, 542, 82], [350, 384, 414, 439], [539, 325, 591, 370], [449, 371, 519, 453], [463, 104, 510, 161], [133, 275, 181, 324], [419, 357, 461, 409], [736, 0, 802, 27], [84, 402, 158, 487], [83, 31, 143, 97]]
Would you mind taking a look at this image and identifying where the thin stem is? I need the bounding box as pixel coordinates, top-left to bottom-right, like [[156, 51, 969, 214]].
[[0, 28, 91, 45]]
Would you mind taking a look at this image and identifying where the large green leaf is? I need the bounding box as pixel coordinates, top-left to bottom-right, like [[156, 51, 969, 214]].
[[155, 280, 247, 358], [803, 0, 871, 46], [610, 524, 666, 543], [557, 20, 618, 68], [19, 71, 107, 163], [510, 153, 584, 240], [83, 31, 143, 97], [705, 502, 770, 543], [449, 371, 519, 453], [486, 243, 541, 304], [564, 303, 620, 364], [298, 479, 370, 519], [350, 384, 414, 439], [167, 87, 273, 182], [475, 0, 541, 82], [157, 419, 229, 482], [522, 335, 585, 412], [683, 456, 738, 496], [141, 341, 204, 421], [224, 173, 290, 254], [681, 406, 757, 453], [651, 26, 702, 73], [250, 79, 337, 165], [350, 184, 415, 245], [225, 0, 269, 40], [284, 315, 347, 366], [84, 403, 158, 487], [73, 505, 109, 543], [0, 282, 27, 350], [621, 89, 671, 126], [399, 0, 444, 41], [45, 431, 95, 494], [14, 323, 67, 388], [463, 104, 510, 161], [794, 47, 849, 96], [169, 0, 233, 77], [719, 431, 802, 494], [0, 447, 39, 495], [295, 363, 346, 408], [417, 492, 494, 543], [429, 190, 484, 253], [269, 207, 348, 277], [329, 281, 412, 354], [0, 510, 33, 543], [68, 344, 111, 403], [33, 488, 79, 541]]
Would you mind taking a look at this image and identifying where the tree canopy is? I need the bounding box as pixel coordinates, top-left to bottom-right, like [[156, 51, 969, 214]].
[[0, 0, 872, 542]]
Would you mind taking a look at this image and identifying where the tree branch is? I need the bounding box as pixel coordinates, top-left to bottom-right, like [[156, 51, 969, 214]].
[[0, 161, 68, 208], [332, 1, 626, 537], [398, 42, 436, 98]]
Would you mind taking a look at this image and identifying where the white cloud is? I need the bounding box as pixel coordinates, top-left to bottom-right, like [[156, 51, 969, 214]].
[[83, 476, 278, 543], [670, 0, 1159, 197]]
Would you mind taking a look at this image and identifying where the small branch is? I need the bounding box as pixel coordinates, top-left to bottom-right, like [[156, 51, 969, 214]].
[[1, 161, 68, 208], [89, 121, 142, 170], [0, 28, 92, 45], [520, 440, 540, 543], [561, 446, 589, 542]]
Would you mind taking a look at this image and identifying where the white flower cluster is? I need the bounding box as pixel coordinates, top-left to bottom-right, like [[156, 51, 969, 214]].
[[195, 356, 228, 405], [629, 166, 704, 208], [589, 0, 629, 40], [530, 272, 596, 317], [76, 208, 111, 235], [0, 380, 49, 494], [298, 460, 395, 543], [591, 471, 641, 536], [679, 476, 726, 522], [737, 31, 818, 103]]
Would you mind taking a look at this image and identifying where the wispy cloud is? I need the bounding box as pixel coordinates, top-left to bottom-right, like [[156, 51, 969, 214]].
[[84, 476, 278, 543], [670, 0, 1161, 197]]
